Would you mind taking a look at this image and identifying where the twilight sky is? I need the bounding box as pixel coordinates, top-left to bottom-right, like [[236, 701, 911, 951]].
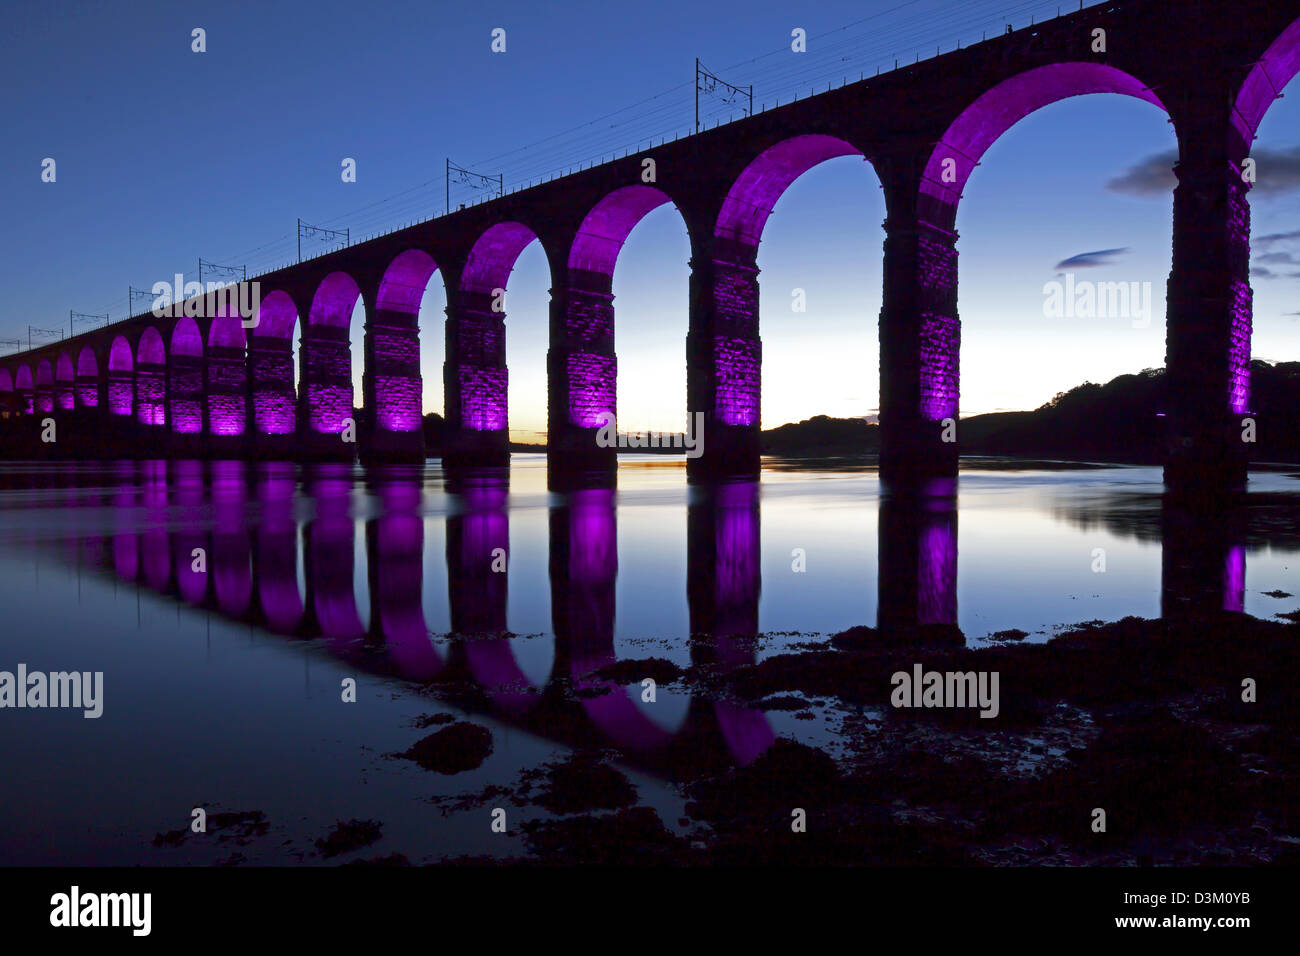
[[2, 0, 1297, 442]]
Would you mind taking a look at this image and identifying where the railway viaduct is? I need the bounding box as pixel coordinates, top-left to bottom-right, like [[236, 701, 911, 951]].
[[2, 0, 1297, 492]]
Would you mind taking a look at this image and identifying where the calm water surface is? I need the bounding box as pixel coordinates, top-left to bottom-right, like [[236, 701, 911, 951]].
[[0, 455, 1295, 863]]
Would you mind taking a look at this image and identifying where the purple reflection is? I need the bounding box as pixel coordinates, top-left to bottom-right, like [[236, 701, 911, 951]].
[[1223, 544, 1246, 614], [255, 465, 304, 633], [140, 461, 171, 590], [368, 476, 441, 680], [212, 462, 251, 617], [303, 469, 365, 642], [877, 482, 959, 632], [173, 461, 208, 606]]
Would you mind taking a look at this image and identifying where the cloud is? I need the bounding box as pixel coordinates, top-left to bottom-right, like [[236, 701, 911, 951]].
[[1106, 150, 1178, 196], [1107, 146, 1300, 197], [1255, 251, 1297, 264], [1054, 248, 1130, 270], [1256, 230, 1300, 244]]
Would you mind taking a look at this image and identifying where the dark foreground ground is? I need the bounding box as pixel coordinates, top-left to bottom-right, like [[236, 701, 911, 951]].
[[152, 609, 1300, 866]]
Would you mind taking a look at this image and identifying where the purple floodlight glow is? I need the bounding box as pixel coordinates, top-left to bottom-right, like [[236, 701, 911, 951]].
[[253, 289, 299, 340], [457, 365, 507, 431], [308, 271, 362, 328], [1223, 544, 1246, 613], [920, 63, 1166, 224], [377, 249, 439, 313], [137, 327, 166, 365], [0, 369, 11, 392], [35, 359, 53, 413], [55, 353, 75, 410], [108, 336, 133, 372], [716, 134, 862, 247], [208, 314, 247, 351], [249, 333, 297, 435], [1232, 17, 1300, 158], [75, 346, 99, 408], [569, 186, 672, 274], [170, 316, 203, 357], [461, 222, 540, 294], [15, 365, 32, 390], [15, 365, 33, 413]]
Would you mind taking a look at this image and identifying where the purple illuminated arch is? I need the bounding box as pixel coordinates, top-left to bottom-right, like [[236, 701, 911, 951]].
[[0, 369, 11, 393], [308, 271, 362, 327], [16, 365, 33, 390], [1233, 18, 1300, 159], [34, 359, 53, 413], [208, 310, 247, 350], [377, 249, 440, 313], [108, 336, 133, 372], [716, 134, 864, 248], [920, 63, 1167, 225], [461, 221, 541, 295], [15, 365, 33, 414], [76, 345, 97, 378], [170, 316, 203, 357], [136, 327, 167, 427], [137, 327, 165, 365], [75, 346, 100, 409], [107, 335, 133, 416], [252, 288, 299, 340], [168, 317, 204, 434], [569, 185, 673, 274], [54, 353, 75, 410]]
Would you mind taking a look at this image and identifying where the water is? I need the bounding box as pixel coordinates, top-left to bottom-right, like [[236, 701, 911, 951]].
[[0, 455, 1295, 864]]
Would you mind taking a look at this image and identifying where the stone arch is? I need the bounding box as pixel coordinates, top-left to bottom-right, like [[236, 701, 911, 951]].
[[301, 272, 363, 438], [168, 316, 205, 435], [136, 326, 167, 427], [15, 364, 34, 414], [34, 358, 54, 413], [370, 249, 442, 444], [715, 134, 865, 249], [549, 186, 683, 451], [76, 345, 99, 409], [248, 289, 299, 437], [107, 335, 134, 417], [1232, 17, 1300, 161], [207, 302, 248, 439], [920, 62, 1168, 228], [54, 353, 75, 410]]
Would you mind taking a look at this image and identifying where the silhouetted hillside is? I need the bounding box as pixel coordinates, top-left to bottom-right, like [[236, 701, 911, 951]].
[[757, 362, 1300, 464]]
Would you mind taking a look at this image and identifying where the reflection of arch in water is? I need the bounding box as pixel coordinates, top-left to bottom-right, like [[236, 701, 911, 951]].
[[302, 465, 366, 643], [140, 461, 172, 592], [877, 478, 958, 633], [211, 462, 252, 617], [446, 471, 544, 715], [172, 461, 210, 606], [552, 484, 677, 751], [687, 480, 773, 765], [1161, 498, 1246, 617], [366, 469, 442, 680], [253, 464, 304, 634]]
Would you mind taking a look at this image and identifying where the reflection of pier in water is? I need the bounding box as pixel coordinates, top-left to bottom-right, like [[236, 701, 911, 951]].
[[11, 461, 1253, 775]]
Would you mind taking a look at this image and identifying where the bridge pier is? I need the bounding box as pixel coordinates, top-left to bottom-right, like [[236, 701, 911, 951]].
[[361, 307, 425, 463], [247, 334, 297, 460], [206, 344, 247, 458], [1163, 110, 1253, 502], [878, 164, 961, 484], [686, 241, 762, 481], [442, 292, 509, 468], [168, 352, 206, 456], [547, 270, 618, 479], [297, 325, 356, 461]]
